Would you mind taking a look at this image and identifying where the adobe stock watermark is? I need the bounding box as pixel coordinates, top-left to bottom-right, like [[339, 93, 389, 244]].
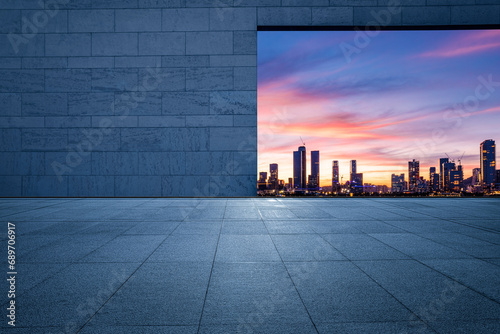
[[191, 106, 290, 197], [340, 0, 402, 64], [51, 66, 169, 182], [402, 279, 467, 333], [409, 74, 500, 162], [213, 0, 244, 21], [46, 268, 129, 334], [236, 239, 333, 333], [8, 0, 69, 54]]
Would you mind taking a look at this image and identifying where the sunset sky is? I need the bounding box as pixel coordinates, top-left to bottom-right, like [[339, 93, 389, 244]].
[[258, 30, 500, 187]]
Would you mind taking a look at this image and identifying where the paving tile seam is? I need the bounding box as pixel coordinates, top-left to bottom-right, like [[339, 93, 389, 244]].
[[359, 235, 500, 307], [340, 222, 417, 261], [61, 219, 155, 263], [0, 198, 83, 218], [13, 257, 489, 264], [257, 207, 320, 334], [370, 219, 481, 261], [196, 200, 227, 334], [376, 199, 500, 234], [315, 231, 438, 333], [0, 262, 73, 309], [398, 227, 500, 266], [412, 231, 500, 247], [1, 198, 498, 332], [76, 223, 182, 333]]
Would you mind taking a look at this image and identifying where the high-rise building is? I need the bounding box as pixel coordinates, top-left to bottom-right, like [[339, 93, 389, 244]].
[[258, 172, 267, 191], [332, 160, 339, 192], [391, 174, 405, 193], [269, 163, 278, 190], [439, 157, 449, 191], [449, 165, 463, 192], [309, 151, 320, 189], [259, 172, 267, 183], [349, 160, 356, 184], [408, 159, 420, 192], [269, 164, 278, 180], [349, 160, 363, 193], [429, 167, 439, 192], [293, 146, 306, 189], [293, 151, 300, 188], [480, 139, 496, 186], [472, 168, 481, 185], [416, 177, 428, 193], [442, 161, 456, 192]]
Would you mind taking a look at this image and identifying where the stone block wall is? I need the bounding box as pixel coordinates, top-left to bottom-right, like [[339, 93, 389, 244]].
[[0, 0, 498, 196]]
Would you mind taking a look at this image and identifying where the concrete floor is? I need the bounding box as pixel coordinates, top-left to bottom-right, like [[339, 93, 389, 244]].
[[0, 198, 499, 333]]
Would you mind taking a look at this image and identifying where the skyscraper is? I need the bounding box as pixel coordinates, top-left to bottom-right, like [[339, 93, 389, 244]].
[[408, 159, 420, 192], [350, 160, 356, 184], [391, 174, 405, 193], [472, 168, 481, 186], [258, 172, 267, 191], [442, 161, 456, 192], [350, 160, 363, 193], [293, 146, 306, 189], [259, 172, 267, 183], [350, 160, 357, 175], [439, 157, 449, 191], [480, 139, 496, 186], [269, 163, 278, 190], [429, 167, 439, 192], [309, 151, 320, 189], [450, 164, 463, 192], [332, 160, 339, 191]]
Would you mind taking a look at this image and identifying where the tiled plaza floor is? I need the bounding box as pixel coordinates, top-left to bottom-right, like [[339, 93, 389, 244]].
[[0, 198, 499, 333]]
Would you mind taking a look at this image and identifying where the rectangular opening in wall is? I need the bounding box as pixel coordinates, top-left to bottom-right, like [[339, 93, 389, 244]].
[[257, 26, 500, 196]]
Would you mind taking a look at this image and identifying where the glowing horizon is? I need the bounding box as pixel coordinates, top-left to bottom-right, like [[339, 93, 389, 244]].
[[258, 30, 500, 187]]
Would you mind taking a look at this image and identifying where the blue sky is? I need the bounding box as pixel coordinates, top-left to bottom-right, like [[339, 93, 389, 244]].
[[258, 30, 500, 186]]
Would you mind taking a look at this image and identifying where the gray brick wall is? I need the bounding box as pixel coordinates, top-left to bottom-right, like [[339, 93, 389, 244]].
[[0, 0, 498, 197]]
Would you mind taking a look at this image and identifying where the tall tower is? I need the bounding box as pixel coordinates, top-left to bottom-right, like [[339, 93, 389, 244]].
[[309, 151, 320, 189], [439, 157, 449, 191], [293, 146, 306, 189], [442, 161, 456, 192], [332, 160, 339, 189], [350, 160, 357, 175], [429, 167, 439, 192], [472, 168, 481, 185], [408, 159, 420, 192], [269, 163, 278, 190], [480, 139, 496, 186], [350, 160, 363, 193]]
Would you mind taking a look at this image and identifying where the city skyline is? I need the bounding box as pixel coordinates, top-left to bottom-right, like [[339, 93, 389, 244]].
[[258, 30, 500, 187], [258, 138, 496, 191]]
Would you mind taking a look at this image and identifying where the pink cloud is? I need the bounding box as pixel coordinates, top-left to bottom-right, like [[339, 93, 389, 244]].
[[419, 42, 500, 58], [416, 30, 500, 58]]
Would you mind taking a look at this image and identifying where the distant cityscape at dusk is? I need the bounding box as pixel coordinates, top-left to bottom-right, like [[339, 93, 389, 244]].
[[258, 139, 499, 196], [258, 30, 500, 190]]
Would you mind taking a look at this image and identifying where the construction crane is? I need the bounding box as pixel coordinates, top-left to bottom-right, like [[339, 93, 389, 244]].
[[300, 136, 305, 146], [457, 151, 465, 166]]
